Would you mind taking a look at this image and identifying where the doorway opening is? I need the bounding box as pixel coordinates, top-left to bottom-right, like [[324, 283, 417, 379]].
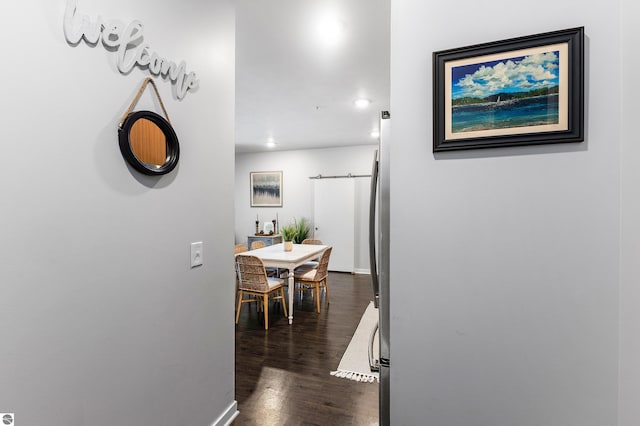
[[233, 0, 389, 423]]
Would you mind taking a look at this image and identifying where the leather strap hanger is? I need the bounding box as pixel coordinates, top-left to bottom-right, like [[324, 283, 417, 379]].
[[119, 77, 172, 128]]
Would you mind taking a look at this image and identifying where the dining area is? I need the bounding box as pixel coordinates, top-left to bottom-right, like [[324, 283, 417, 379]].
[[232, 210, 380, 424], [234, 238, 332, 330], [232, 172, 380, 423]]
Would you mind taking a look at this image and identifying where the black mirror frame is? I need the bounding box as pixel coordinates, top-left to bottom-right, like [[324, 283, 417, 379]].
[[118, 110, 180, 176]]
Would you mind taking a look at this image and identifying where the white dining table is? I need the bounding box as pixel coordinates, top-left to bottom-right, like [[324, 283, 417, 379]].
[[237, 243, 328, 324]]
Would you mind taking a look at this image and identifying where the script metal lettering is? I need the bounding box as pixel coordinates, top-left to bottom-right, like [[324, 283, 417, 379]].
[[63, 0, 199, 100]]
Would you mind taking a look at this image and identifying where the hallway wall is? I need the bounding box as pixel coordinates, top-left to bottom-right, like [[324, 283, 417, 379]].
[[0, 1, 236, 425], [619, 0, 640, 423], [390, 1, 622, 424]]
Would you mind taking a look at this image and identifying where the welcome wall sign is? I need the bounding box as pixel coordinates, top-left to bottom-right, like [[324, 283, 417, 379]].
[[63, 0, 199, 100]]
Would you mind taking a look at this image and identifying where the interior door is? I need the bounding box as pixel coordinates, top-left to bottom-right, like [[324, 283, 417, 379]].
[[313, 178, 355, 273]]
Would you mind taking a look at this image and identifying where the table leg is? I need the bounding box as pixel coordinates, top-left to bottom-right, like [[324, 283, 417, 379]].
[[288, 267, 294, 324]]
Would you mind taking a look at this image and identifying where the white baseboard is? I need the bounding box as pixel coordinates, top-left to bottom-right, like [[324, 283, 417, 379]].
[[211, 400, 239, 426], [353, 268, 371, 275]]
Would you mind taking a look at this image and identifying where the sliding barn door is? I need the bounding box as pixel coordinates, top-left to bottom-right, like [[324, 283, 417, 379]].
[[313, 179, 355, 273]]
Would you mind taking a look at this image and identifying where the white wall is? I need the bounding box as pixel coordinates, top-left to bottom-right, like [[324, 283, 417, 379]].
[[619, 0, 640, 424], [0, 1, 236, 425], [390, 1, 622, 425], [235, 145, 377, 273]]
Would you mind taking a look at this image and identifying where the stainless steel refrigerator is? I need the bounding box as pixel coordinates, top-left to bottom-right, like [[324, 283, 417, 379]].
[[369, 110, 391, 425]]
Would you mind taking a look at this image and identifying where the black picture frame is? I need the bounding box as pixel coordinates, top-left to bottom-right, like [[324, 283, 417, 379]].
[[433, 27, 584, 152]]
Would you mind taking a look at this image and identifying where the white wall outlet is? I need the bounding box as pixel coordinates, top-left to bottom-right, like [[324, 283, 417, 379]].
[[190, 241, 203, 268]]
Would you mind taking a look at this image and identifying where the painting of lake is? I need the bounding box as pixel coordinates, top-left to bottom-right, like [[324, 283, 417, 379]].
[[450, 50, 560, 134]]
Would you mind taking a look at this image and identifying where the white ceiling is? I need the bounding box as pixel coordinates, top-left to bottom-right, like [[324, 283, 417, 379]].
[[235, 0, 390, 153]]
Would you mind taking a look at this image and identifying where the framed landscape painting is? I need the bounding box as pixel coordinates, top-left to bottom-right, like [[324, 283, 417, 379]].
[[250, 171, 282, 207], [433, 27, 584, 152]]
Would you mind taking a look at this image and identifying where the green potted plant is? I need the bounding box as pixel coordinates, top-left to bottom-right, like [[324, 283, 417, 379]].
[[293, 217, 311, 244], [280, 225, 297, 251]]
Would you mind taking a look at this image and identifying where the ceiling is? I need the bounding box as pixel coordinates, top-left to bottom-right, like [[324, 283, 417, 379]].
[[235, 0, 390, 153]]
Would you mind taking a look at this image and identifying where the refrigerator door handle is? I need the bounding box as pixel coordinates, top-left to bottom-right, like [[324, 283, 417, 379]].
[[369, 150, 380, 308], [368, 320, 380, 372]]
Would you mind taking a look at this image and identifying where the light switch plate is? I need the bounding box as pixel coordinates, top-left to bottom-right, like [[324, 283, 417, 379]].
[[191, 241, 203, 267]]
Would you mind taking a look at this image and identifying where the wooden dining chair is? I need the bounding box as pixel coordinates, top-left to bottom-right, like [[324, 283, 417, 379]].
[[251, 240, 266, 250], [302, 238, 323, 245], [234, 244, 249, 305], [250, 240, 281, 276], [298, 238, 323, 269], [236, 254, 288, 330], [294, 246, 332, 313]]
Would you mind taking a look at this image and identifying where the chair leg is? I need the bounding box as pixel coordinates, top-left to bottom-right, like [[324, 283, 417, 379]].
[[297, 281, 304, 302], [235, 290, 244, 324], [263, 294, 269, 330], [324, 278, 330, 304], [280, 288, 288, 317], [315, 282, 321, 313]]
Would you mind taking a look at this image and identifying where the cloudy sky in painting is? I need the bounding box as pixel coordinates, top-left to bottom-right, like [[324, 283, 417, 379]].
[[451, 51, 559, 99]]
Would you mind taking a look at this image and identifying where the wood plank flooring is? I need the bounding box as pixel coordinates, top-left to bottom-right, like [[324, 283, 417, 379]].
[[234, 272, 379, 425]]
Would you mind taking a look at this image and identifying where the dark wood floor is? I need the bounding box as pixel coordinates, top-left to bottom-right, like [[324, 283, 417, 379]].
[[234, 272, 379, 426]]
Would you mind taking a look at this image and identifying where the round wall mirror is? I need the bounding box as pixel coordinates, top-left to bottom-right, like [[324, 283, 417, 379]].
[[118, 111, 180, 175]]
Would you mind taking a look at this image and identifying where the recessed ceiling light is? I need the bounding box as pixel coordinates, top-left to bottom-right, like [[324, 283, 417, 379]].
[[354, 98, 371, 109], [370, 130, 380, 138], [315, 15, 345, 47]]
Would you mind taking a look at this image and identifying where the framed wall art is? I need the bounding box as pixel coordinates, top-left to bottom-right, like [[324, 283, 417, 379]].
[[250, 171, 283, 207], [433, 27, 584, 152]]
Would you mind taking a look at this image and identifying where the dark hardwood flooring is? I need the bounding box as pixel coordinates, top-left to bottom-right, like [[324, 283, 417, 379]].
[[234, 272, 379, 426]]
